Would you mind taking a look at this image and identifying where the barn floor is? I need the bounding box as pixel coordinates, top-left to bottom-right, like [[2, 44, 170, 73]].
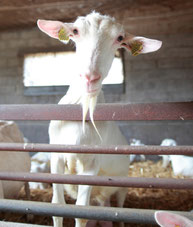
[[0, 160, 193, 227]]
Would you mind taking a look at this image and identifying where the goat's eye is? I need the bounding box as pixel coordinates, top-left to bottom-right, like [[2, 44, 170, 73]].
[[117, 35, 124, 42], [73, 29, 78, 35]]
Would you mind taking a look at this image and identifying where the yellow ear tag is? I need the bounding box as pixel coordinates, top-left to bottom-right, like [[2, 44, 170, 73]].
[[58, 28, 69, 41], [130, 41, 143, 56]]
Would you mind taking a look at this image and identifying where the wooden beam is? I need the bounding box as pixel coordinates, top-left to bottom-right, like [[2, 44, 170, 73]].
[[0, 0, 192, 35]]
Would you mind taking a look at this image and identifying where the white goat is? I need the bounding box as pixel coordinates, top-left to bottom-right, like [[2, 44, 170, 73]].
[[155, 211, 193, 227], [0, 121, 31, 199], [37, 12, 162, 227], [160, 139, 177, 168], [29, 152, 50, 189], [160, 139, 193, 177], [129, 138, 146, 163], [169, 155, 193, 177]]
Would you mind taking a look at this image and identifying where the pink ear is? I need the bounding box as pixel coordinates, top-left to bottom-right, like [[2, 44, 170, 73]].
[[37, 20, 64, 39], [135, 36, 162, 53], [122, 34, 162, 55], [155, 211, 193, 227]]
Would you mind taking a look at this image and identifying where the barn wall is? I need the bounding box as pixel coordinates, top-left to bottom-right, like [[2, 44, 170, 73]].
[[0, 26, 192, 145], [116, 33, 193, 145]]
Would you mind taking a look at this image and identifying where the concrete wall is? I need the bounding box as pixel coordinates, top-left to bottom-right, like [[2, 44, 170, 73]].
[[0, 27, 192, 145]]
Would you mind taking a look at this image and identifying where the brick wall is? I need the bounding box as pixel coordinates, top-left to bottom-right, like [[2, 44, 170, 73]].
[[117, 33, 193, 145], [0, 27, 192, 145], [0, 27, 67, 105]]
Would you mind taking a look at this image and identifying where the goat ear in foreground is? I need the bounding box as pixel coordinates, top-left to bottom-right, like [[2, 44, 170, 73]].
[[121, 34, 162, 56], [155, 211, 192, 227], [37, 20, 72, 43]]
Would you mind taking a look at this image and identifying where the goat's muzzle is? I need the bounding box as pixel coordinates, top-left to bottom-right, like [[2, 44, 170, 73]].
[[80, 73, 101, 95]]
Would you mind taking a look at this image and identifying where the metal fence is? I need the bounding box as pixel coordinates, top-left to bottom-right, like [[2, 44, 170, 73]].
[[0, 102, 193, 226]]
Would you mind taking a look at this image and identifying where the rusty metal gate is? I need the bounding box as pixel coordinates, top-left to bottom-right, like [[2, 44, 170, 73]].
[[0, 102, 193, 226]]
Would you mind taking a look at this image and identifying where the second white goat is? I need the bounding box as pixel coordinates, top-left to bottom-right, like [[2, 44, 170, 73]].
[[129, 138, 146, 163], [160, 139, 193, 177], [37, 12, 162, 227], [29, 152, 50, 189]]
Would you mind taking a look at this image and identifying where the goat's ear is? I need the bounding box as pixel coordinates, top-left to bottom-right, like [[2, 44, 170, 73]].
[[121, 34, 162, 56], [155, 211, 191, 227], [37, 20, 72, 43]]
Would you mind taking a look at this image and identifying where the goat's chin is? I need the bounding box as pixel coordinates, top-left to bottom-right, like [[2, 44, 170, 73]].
[[86, 86, 101, 97], [81, 94, 102, 140]]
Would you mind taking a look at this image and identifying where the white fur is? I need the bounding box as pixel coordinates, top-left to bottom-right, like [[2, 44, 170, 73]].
[[38, 12, 162, 227], [169, 155, 193, 177], [159, 139, 177, 168], [129, 138, 146, 163], [29, 152, 50, 189], [170, 155, 193, 177], [160, 139, 193, 177]]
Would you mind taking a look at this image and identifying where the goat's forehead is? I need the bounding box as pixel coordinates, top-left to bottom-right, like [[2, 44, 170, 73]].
[[74, 13, 124, 36]]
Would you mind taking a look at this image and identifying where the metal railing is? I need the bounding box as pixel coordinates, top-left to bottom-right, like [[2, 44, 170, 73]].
[[0, 102, 193, 226], [0, 102, 193, 121], [1, 199, 193, 225]]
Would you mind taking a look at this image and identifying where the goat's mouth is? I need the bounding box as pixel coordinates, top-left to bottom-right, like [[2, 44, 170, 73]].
[[85, 83, 102, 97], [80, 74, 102, 97], [86, 88, 99, 96]]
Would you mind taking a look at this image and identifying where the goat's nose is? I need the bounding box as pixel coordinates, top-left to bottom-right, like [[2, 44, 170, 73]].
[[80, 73, 101, 83]]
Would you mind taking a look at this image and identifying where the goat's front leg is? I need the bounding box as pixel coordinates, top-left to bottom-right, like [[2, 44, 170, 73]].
[[75, 156, 100, 227], [51, 153, 66, 227], [115, 188, 128, 227]]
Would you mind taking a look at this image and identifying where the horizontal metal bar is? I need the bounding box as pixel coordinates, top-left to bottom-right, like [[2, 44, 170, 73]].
[[0, 102, 193, 121], [0, 221, 51, 227], [0, 143, 193, 155], [0, 199, 193, 224], [0, 172, 192, 190]]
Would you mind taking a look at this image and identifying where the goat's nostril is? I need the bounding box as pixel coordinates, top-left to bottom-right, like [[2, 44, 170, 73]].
[[80, 74, 101, 83], [85, 75, 90, 82]]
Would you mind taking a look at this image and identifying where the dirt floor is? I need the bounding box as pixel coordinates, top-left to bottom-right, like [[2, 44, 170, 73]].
[[0, 160, 193, 227]]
